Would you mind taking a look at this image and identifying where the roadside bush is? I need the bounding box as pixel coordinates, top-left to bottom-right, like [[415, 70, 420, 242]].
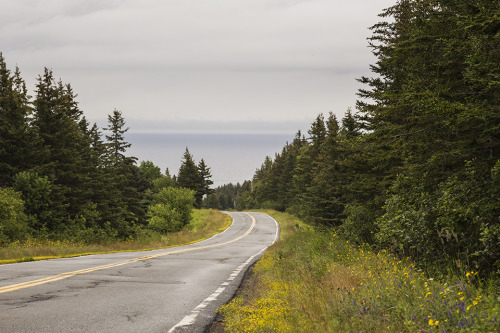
[[221, 211, 500, 333], [376, 160, 500, 278], [147, 187, 195, 233], [13, 171, 60, 232], [341, 204, 377, 245], [147, 203, 183, 233], [0, 188, 29, 244]]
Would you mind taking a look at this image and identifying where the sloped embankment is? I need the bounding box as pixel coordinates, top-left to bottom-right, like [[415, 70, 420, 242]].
[[214, 210, 499, 333]]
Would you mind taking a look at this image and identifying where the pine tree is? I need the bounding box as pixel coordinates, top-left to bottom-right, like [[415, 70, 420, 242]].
[[177, 148, 200, 189], [177, 148, 206, 208], [31, 68, 91, 231], [302, 112, 344, 226], [102, 109, 143, 233], [104, 109, 134, 167], [293, 114, 326, 216], [0, 54, 35, 186], [198, 159, 214, 203], [354, 0, 500, 275]]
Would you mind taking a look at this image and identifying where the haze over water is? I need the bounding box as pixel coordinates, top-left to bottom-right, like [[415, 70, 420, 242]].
[[126, 133, 294, 188]]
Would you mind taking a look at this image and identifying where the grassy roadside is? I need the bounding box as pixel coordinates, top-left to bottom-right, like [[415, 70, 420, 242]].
[[0, 209, 231, 265], [219, 210, 499, 332]]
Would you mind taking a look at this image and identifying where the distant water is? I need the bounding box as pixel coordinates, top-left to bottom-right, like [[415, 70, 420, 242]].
[[125, 133, 294, 187]]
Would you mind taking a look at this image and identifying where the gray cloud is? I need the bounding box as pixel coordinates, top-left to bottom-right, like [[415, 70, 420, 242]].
[[1, 0, 395, 132]]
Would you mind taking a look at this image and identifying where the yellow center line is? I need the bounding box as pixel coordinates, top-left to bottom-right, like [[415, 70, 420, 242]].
[[0, 213, 256, 294]]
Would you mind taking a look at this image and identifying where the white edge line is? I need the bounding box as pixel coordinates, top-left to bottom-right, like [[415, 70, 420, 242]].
[[168, 212, 279, 333]]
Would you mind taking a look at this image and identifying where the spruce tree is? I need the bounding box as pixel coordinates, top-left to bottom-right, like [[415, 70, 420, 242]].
[[31, 68, 91, 232], [103, 109, 143, 233], [177, 148, 205, 208], [302, 113, 344, 226], [197, 159, 214, 202], [104, 109, 134, 166], [0, 54, 35, 186], [293, 114, 326, 216]]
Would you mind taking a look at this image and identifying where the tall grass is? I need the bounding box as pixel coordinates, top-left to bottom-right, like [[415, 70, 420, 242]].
[[220, 210, 499, 332], [0, 209, 231, 265]]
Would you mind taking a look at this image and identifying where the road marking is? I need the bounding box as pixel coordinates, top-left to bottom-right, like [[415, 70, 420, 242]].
[[0, 212, 256, 295], [168, 212, 279, 333]]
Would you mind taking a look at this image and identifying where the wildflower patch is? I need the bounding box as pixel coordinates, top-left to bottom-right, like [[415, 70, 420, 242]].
[[218, 211, 500, 332]]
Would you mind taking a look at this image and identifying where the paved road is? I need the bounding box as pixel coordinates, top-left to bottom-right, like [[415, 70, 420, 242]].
[[0, 212, 279, 333]]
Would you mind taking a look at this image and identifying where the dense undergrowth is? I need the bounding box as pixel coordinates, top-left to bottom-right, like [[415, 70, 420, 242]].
[[220, 211, 499, 332], [0, 209, 230, 265]]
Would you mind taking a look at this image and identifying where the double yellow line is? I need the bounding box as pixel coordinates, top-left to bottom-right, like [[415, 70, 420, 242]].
[[0, 213, 256, 294]]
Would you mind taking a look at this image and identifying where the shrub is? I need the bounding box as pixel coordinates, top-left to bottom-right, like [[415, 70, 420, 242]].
[[13, 171, 58, 231], [147, 187, 195, 233], [0, 188, 29, 244], [376, 160, 500, 277], [341, 204, 377, 244], [147, 203, 183, 233]]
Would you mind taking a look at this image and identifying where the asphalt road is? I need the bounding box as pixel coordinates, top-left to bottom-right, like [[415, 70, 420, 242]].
[[0, 212, 279, 333]]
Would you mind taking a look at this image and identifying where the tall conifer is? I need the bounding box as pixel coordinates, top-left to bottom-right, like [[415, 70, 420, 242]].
[[0, 54, 34, 186]]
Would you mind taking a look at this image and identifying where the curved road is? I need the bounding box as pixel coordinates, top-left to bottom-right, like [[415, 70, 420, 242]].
[[0, 212, 279, 333]]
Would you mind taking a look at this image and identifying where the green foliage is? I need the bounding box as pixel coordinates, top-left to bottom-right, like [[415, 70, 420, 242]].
[[376, 173, 439, 262], [0, 55, 154, 243], [0, 54, 221, 245], [138, 160, 162, 184], [0, 188, 28, 244], [0, 53, 35, 187], [235, 180, 256, 211], [221, 211, 500, 332], [147, 203, 183, 233], [177, 148, 200, 189], [101, 110, 144, 233], [13, 171, 69, 234], [236, 0, 500, 280], [341, 204, 377, 245], [176, 148, 214, 208], [152, 174, 176, 192], [147, 187, 195, 233], [197, 159, 214, 200], [204, 192, 222, 210], [376, 159, 500, 277], [104, 109, 134, 166]]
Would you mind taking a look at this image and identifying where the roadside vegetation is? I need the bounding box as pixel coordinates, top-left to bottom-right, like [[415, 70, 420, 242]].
[[0, 209, 230, 265], [220, 210, 499, 332], [206, 0, 499, 286], [0, 53, 217, 247]]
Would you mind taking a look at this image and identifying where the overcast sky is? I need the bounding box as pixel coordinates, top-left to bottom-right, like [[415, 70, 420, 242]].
[[1, 0, 395, 134]]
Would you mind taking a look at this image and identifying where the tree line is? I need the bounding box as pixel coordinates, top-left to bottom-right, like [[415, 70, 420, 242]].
[[207, 0, 500, 278], [0, 55, 213, 244]]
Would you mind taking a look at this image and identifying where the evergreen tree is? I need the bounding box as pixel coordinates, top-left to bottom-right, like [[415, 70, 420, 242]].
[[0, 54, 35, 186], [13, 171, 64, 234], [152, 168, 176, 192], [197, 158, 214, 205], [236, 180, 254, 210], [104, 109, 134, 167], [293, 114, 327, 216], [354, 0, 500, 275], [31, 68, 91, 231], [102, 109, 143, 234], [302, 112, 344, 226], [176, 148, 204, 207], [177, 148, 199, 188]]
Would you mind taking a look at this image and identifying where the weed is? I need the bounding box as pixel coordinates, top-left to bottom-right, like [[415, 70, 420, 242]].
[[220, 211, 500, 332], [0, 209, 231, 264]]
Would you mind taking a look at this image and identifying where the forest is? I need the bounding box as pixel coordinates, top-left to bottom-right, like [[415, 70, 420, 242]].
[[0, 59, 214, 243], [206, 0, 499, 279]]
